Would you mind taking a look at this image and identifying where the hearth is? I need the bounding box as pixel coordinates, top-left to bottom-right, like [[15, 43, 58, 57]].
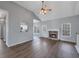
[[49, 31, 58, 38]]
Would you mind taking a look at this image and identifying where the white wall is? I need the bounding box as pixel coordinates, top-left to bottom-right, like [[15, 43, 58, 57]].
[[40, 15, 79, 43], [0, 1, 39, 47]]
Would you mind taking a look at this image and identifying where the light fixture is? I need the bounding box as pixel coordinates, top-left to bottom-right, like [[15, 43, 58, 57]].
[[40, 1, 52, 15]]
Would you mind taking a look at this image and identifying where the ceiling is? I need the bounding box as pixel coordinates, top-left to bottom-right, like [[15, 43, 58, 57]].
[[14, 1, 79, 21]]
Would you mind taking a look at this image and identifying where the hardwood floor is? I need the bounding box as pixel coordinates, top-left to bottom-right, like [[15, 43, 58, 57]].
[[0, 37, 79, 58]]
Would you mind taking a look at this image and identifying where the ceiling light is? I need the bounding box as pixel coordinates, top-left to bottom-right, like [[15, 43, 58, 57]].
[[40, 1, 52, 15]]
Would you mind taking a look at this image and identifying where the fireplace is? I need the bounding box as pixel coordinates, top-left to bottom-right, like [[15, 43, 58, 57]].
[[49, 31, 58, 38]]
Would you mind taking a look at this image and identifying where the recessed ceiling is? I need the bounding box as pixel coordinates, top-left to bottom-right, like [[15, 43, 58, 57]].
[[14, 1, 79, 21]]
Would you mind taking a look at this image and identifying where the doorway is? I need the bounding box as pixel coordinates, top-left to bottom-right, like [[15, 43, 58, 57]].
[[0, 9, 8, 43], [33, 19, 40, 40]]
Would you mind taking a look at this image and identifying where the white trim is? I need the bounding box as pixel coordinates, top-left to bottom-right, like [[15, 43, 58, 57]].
[[0, 9, 9, 46], [48, 29, 60, 39], [7, 39, 32, 47], [61, 23, 71, 37], [5, 11, 9, 46], [42, 25, 47, 32]]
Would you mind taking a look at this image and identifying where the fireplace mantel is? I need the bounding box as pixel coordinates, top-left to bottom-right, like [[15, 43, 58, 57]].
[[48, 29, 60, 39], [49, 31, 58, 38]]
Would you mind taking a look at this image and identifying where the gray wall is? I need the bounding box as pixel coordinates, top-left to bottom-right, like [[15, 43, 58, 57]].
[[0, 1, 39, 47], [40, 15, 79, 42]]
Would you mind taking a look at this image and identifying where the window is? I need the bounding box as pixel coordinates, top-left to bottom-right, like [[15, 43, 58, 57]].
[[42, 25, 47, 32], [33, 25, 39, 33], [61, 23, 71, 36]]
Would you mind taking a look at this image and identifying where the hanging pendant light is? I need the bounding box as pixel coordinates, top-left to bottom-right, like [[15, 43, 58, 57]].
[[40, 1, 52, 15]]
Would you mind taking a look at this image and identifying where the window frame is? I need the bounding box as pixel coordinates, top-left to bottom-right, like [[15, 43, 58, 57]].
[[61, 23, 71, 37]]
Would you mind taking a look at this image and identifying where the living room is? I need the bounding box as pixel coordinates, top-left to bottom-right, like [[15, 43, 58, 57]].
[[0, 1, 79, 58]]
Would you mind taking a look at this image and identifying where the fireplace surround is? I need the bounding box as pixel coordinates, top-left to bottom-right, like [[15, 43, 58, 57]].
[[49, 31, 58, 39]]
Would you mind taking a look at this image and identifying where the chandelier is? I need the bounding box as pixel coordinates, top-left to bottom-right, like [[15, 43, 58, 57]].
[[40, 1, 52, 15]]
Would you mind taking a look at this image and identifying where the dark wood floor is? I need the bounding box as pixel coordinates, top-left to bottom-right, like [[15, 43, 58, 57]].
[[0, 37, 79, 58]]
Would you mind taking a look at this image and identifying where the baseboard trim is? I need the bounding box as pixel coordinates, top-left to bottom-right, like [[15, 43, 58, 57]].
[[7, 40, 33, 47], [10, 40, 33, 48], [59, 40, 76, 44]]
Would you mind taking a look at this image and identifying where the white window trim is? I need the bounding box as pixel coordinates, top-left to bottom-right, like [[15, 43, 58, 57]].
[[42, 25, 47, 33], [61, 23, 71, 37]]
